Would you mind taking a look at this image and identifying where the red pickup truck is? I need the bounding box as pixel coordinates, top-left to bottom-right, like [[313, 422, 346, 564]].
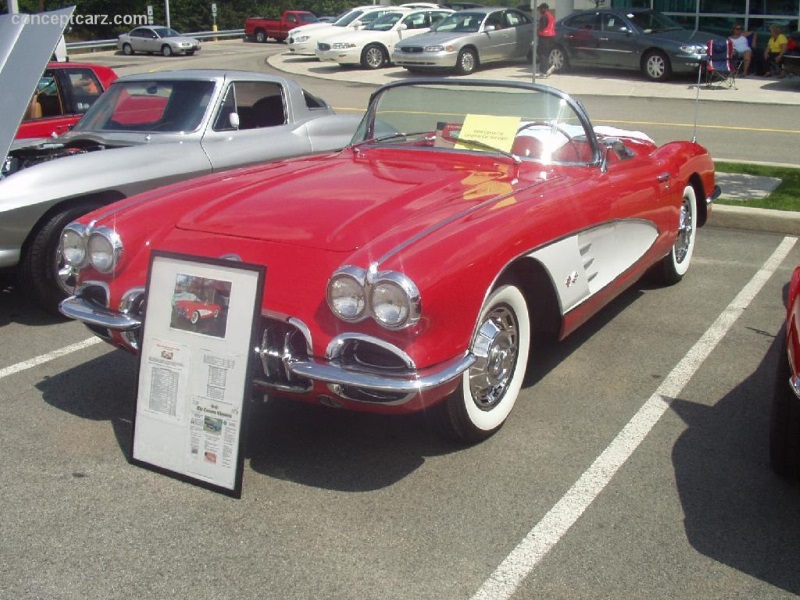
[[245, 11, 319, 43]]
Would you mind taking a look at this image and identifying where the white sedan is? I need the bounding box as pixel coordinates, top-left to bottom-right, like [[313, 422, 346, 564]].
[[316, 8, 452, 69], [287, 6, 397, 55]]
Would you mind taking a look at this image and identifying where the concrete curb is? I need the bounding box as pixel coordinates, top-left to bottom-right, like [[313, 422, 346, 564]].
[[708, 204, 800, 236]]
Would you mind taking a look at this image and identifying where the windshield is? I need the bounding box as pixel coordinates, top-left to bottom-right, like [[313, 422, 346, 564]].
[[433, 11, 485, 33], [352, 81, 597, 165], [335, 9, 366, 26], [367, 11, 405, 31], [627, 11, 683, 32], [152, 27, 181, 38], [74, 80, 216, 133]]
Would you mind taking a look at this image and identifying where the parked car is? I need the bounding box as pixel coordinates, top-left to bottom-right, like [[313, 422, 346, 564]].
[[287, 5, 407, 55], [245, 11, 319, 43], [17, 62, 117, 140], [392, 7, 534, 75], [782, 31, 800, 77], [771, 265, 800, 480], [315, 8, 452, 69], [549, 8, 723, 82], [60, 78, 718, 445], [117, 26, 201, 56], [0, 70, 360, 313]]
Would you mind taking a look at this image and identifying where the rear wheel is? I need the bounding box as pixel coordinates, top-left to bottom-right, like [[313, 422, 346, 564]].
[[18, 201, 102, 314], [255, 29, 267, 43], [436, 285, 530, 444], [660, 185, 697, 284], [548, 45, 569, 72], [643, 50, 671, 81], [770, 337, 800, 480], [361, 44, 388, 69], [454, 48, 478, 75]]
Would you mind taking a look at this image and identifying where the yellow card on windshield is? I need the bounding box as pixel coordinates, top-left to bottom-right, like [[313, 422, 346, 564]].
[[455, 115, 521, 153]]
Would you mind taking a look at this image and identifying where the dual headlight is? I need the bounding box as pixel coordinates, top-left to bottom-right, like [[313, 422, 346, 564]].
[[327, 266, 421, 330], [680, 44, 706, 56], [61, 223, 123, 274], [424, 44, 452, 52]]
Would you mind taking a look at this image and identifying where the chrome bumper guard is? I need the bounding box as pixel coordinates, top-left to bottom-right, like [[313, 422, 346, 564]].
[[708, 185, 721, 205], [287, 353, 475, 394], [59, 295, 142, 331]]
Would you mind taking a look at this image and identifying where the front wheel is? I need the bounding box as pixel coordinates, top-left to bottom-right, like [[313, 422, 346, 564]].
[[190, 311, 200, 324], [770, 337, 800, 480], [436, 285, 531, 444], [18, 201, 102, 314], [454, 48, 477, 75], [161, 44, 173, 57], [122, 43, 133, 55], [660, 185, 697, 284], [643, 50, 671, 81], [361, 44, 387, 69]]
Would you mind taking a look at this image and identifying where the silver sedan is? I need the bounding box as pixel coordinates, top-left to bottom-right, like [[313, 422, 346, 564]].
[[392, 7, 534, 75], [117, 26, 201, 57]]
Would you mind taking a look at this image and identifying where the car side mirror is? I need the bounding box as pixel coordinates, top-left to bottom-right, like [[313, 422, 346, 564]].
[[398, 24, 408, 31], [485, 25, 497, 32], [229, 113, 240, 130]]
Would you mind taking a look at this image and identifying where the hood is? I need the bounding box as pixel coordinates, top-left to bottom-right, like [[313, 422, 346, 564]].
[[0, 6, 74, 170], [648, 27, 721, 45], [398, 30, 469, 47], [175, 153, 522, 252]]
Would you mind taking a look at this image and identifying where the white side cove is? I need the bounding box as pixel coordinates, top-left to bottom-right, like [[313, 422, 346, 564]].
[[529, 220, 658, 314]]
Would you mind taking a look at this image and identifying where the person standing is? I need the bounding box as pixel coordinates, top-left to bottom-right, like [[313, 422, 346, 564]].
[[537, 2, 556, 75]]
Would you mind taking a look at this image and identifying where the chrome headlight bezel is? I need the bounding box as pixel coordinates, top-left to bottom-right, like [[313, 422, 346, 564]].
[[424, 44, 445, 52], [327, 266, 421, 330], [369, 271, 421, 330], [61, 223, 89, 269], [87, 225, 123, 274], [327, 266, 368, 322]]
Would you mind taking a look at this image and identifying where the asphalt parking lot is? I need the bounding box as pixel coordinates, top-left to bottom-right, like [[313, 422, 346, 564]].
[[2, 41, 800, 600]]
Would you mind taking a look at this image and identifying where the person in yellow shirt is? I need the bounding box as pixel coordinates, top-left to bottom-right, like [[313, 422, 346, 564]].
[[764, 24, 788, 78]]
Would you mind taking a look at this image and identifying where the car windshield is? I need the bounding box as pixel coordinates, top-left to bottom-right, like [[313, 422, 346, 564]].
[[152, 27, 182, 38], [352, 81, 597, 165], [627, 11, 683, 33], [335, 9, 366, 26], [366, 11, 405, 31], [74, 80, 216, 133], [432, 11, 485, 33]]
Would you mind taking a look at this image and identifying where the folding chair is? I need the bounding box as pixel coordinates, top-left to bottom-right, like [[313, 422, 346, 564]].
[[705, 39, 738, 89]]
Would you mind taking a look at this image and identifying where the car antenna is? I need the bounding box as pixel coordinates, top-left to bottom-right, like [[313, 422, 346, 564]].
[[692, 61, 702, 143]]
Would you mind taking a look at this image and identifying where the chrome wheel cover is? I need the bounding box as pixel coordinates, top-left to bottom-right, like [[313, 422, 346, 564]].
[[365, 47, 383, 68], [468, 304, 519, 410], [674, 192, 694, 264]]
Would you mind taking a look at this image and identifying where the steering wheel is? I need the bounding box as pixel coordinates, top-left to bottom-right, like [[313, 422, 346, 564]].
[[516, 121, 582, 162]]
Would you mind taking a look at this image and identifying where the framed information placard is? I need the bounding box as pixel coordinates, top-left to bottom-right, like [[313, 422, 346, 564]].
[[131, 251, 265, 498]]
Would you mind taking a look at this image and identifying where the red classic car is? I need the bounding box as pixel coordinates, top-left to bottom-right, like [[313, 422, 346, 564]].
[[16, 62, 117, 139], [174, 298, 222, 323], [60, 79, 719, 444], [771, 265, 800, 479]]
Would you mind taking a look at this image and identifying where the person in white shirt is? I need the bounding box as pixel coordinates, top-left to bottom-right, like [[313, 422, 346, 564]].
[[729, 23, 753, 76]]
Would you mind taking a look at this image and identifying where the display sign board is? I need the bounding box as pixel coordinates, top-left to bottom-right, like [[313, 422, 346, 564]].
[[131, 251, 265, 498]]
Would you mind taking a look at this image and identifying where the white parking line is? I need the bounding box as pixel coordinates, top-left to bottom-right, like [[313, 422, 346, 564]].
[[0, 337, 102, 381], [472, 236, 798, 600]]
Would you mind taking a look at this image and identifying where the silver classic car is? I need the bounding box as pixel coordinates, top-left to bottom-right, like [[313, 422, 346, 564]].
[[0, 70, 360, 313], [392, 7, 534, 75]]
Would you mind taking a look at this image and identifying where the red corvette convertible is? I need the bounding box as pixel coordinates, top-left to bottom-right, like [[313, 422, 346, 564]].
[[771, 265, 800, 479], [60, 79, 719, 444]]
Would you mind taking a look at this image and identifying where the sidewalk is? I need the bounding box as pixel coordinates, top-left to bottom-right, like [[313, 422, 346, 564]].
[[268, 51, 800, 235]]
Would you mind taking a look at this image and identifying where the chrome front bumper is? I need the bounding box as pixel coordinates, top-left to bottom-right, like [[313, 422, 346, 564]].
[[60, 293, 473, 400]]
